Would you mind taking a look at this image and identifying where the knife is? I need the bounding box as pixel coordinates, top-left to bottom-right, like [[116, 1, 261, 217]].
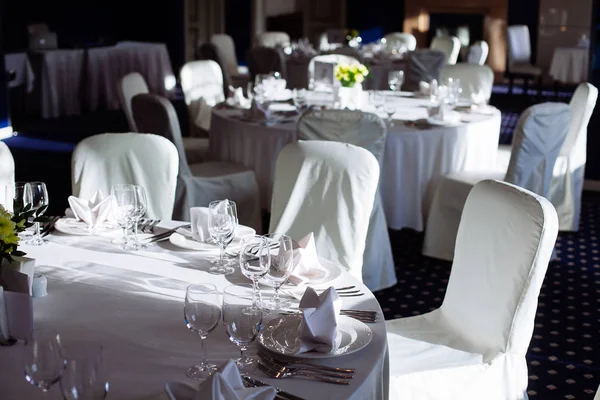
[[242, 376, 306, 400], [143, 224, 191, 244], [41, 217, 60, 238]]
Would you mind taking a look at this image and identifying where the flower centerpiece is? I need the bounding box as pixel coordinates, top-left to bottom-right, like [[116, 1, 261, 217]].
[[334, 63, 369, 109], [0, 200, 43, 264]]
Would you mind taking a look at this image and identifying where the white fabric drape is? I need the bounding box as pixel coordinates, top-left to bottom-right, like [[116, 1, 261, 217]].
[[387, 179, 559, 400], [180, 60, 225, 133], [255, 31, 290, 48], [117, 72, 149, 132], [439, 64, 494, 101], [269, 141, 379, 283], [71, 133, 179, 220], [466, 41, 489, 65], [430, 36, 461, 65], [384, 33, 417, 51], [0, 141, 15, 188], [211, 34, 241, 79]]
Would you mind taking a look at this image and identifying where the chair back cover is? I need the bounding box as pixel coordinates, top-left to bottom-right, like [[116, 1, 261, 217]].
[[384, 33, 417, 51], [269, 141, 379, 282], [255, 32, 290, 48], [197, 42, 232, 94], [0, 141, 15, 188], [430, 36, 461, 64], [246, 46, 287, 79], [211, 34, 239, 78], [180, 60, 225, 131], [505, 102, 571, 197], [117, 72, 150, 132], [308, 54, 360, 85], [131, 93, 191, 177], [72, 133, 178, 220], [466, 40, 489, 65], [439, 64, 494, 101], [446, 179, 558, 359], [550, 82, 598, 230], [403, 49, 447, 92], [507, 25, 532, 65]]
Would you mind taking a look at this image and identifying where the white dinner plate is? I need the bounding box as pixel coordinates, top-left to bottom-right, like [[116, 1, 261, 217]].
[[269, 89, 293, 101], [258, 315, 373, 359], [54, 218, 121, 236], [168, 225, 256, 252], [259, 257, 342, 288], [427, 111, 461, 126], [269, 103, 296, 113]]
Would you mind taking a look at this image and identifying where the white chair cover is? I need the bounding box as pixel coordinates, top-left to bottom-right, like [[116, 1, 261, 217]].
[[211, 34, 240, 79], [466, 41, 489, 65], [197, 42, 231, 94], [0, 141, 15, 188], [255, 32, 290, 48], [403, 50, 447, 92], [117, 72, 149, 132], [72, 133, 178, 220], [423, 102, 570, 261], [180, 60, 225, 132], [387, 179, 559, 400], [507, 25, 542, 77], [430, 36, 461, 65], [297, 110, 397, 291], [384, 33, 417, 51], [439, 64, 494, 102], [307, 54, 360, 86], [131, 94, 261, 230], [595, 384, 600, 400], [269, 141, 379, 283]]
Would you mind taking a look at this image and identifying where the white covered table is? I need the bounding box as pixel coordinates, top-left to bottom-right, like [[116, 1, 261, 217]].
[[0, 221, 388, 400], [4, 52, 35, 92], [549, 47, 589, 84]]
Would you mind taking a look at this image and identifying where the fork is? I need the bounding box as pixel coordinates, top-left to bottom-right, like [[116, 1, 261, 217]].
[[142, 219, 160, 233], [258, 361, 351, 385], [257, 350, 354, 378], [279, 309, 377, 323]]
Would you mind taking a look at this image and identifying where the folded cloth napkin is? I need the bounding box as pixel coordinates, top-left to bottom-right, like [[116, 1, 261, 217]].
[[295, 287, 342, 354], [195, 359, 276, 400], [419, 79, 438, 96], [226, 87, 251, 109], [287, 233, 328, 286], [67, 190, 116, 228], [190, 207, 211, 242]]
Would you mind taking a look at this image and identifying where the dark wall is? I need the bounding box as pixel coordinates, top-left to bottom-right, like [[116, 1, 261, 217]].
[[507, 0, 539, 62], [346, 0, 404, 34], [0, 0, 10, 132], [225, 0, 252, 65]]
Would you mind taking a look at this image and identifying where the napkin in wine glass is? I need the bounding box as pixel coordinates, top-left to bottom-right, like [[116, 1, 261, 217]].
[[287, 233, 328, 286], [189, 207, 211, 242], [294, 287, 342, 354], [67, 190, 116, 228]]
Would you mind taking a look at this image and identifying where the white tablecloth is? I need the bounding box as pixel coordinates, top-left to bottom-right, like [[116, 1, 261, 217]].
[[549, 47, 589, 84], [4, 52, 35, 92], [0, 221, 388, 400]]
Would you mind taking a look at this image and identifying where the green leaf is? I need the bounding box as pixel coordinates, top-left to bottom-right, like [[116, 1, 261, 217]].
[[12, 250, 26, 257]]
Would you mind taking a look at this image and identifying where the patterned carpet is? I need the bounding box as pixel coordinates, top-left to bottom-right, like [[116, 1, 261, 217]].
[[375, 198, 600, 399]]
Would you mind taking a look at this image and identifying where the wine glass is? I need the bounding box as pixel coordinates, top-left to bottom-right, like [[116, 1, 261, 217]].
[[207, 200, 237, 275], [222, 285, 263, 369], [60, 341, 109, 400], [383, 95, 396, 126], [23, 328, 65, 396], [239, 235, 271, 310], [29, 182, 49, 246], [261, 233, 295, 310], [293, 89, 307, 111], [111, 184, 137, 250], [371, 91, 384, 112], [184, 284, 222, 379], [388, 70, 404, 92], [129, 185, 148, 250], [4, 182, 33, 242]]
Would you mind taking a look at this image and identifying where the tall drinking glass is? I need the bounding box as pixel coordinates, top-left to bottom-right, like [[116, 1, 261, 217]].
[[60, 341, 109, 400], [222, 285, 263, 368], [388, 70, 404, 92], [207, 200, 236, 275], [111, 184, 137, 250], [23, 328, 65, 397], [129, 185, 148, 250], [261, 233, 295, 310], [239, 235, 271, 309], [29, 182, 49, 246], [184, 284, 221, 379]]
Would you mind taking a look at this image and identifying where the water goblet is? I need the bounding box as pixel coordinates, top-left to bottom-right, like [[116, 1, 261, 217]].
[[208, 200, 237, 275], [129, 185, 148, 250], [59, 341, 109, 400], [184, 284, 222, 378], [383, 96, 396, 126], [239, 235, 271, 309], [261, 233, 295, 310], [111, 184, 137, 250], [29, 181, 49, 246], [23, 328, 65, 397], [388, 70, 404, 92]]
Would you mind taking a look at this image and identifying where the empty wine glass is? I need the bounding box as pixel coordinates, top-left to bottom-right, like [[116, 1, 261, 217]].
[[184, 284, 221, 379], [111, 184, 137, 250], [222, 285, 263, 369], [239, 235, 271, 310], [60, 341, 109, 400], [29, 182, 49, 246], [293, 89, 307, 110], [388, 70, 404, 92], [383, 96, 396, 126], [24, 328, 65, 397], [371, 91, 384, 112], [4, 182, 33, 242], [261, 233, 295, 310], [129, 186, 148, 250], [208, 200, 237, 275]]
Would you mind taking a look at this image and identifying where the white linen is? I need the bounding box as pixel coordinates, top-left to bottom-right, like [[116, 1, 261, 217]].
[[180, 60, 225, 132], [387, 180, 559, 399], [466, 41, 489, 65], [4, 53, 34, 92], [194, 360, 276, 400], [117, 72, 150, 132], [0, 220, 388, 400], [430, 36, 461, 65], [71, 133, 179, 220], [287, 233, 327, 285], [67, 190, 115, 228], [439, 64, 494, 102], [190, 207, 210, 241], [0, 141, 15, 188], [255, 32, 290, 48], [549, 47, 589, 84], [269, 141, 379, 283], [295, 287, 342, 354], [384, 33, 417, 51]]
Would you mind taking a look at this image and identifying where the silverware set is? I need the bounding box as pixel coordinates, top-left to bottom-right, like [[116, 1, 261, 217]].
[[137, 218, 160, 234], [242, 376, 306, 400], [143, 224, 191, 244], [331, 285, 364, 297], [40, 216, 60, 238], [279, 308, 377, 323]]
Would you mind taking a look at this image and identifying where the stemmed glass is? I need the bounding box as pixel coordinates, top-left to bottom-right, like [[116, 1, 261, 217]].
[[383, 95, 396, 126], [222, 285, 263, 369], [4, 182, 33, 242], [23, 328, 65, 397], [111, 184, 137, 250], [59, 341, 109, 400], [29, 182, 49, 246], [261, 233, 295, 310], [293, 89, 307, 111], [207, 200, 237, 275], [184, 284, 222, 379], [371, 91, 384, 113], [129, 185, 148, 250], [388, 70, 404, 92], [239, 235, 271, 310]]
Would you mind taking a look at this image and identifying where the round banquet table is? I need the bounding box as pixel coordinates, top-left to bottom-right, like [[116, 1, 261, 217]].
[[0, 221, 388, 400], [210, 92, 501, 231]]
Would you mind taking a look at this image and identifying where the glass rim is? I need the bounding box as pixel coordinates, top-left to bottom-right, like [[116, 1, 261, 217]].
[[186, 283, 218, 293], [223, 283, 253, 295]]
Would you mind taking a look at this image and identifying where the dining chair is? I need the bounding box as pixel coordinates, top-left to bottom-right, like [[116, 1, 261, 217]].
[[269, 140, 379, 284], [430, 36, 461, 65], [72, 133, 179, 220], [0, 141, 15, 188], [255, 31, 290, 48], [131, 93, 261, 230], [466, 40, 489, 65], [210, 33, 248, 83], [118, 72, 208, 164], [246, 46, 287, 81], [403, 49, 447, 92], [297, 109, 396, 291], [495, 82, 598, 231], [423, 102, 570, 261], [307, 54, 359, 89], [439, 64, 494, 102], [196, 42, 232, 97], [388, 179, 558, 399], [506, 25, 543, 96], [384, 32, 417, 51]]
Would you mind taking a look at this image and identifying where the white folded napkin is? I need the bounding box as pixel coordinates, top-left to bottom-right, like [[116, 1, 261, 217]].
[[67, 190, 116, 228], [226, 87, 251, 109], [194, 359, 276, 400], [432, 105, 460, 123], [287, 233, 328, 285], [190, 207, 211, 242], [295, 287, 342, 354]]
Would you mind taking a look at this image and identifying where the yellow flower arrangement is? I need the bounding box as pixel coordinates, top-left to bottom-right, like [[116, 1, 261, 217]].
[[0, 205, 22, 263], [334, 63, 369, 88]]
